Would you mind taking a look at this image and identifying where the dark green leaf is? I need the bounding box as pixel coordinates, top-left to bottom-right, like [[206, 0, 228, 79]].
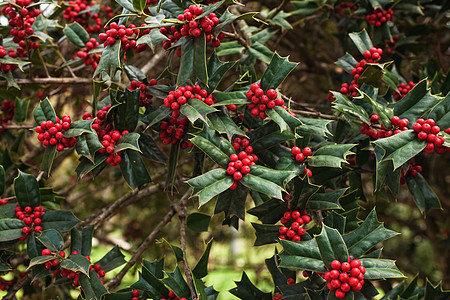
[[79, 270, 109, 300], [279, 239, 326, 273], [406, 173, 441, 212], [70, 226, 94, 256], [33, 98, 56, 124], [308, 144, 355, 168], [178, 38, 195, 86], [60, 254, 91, 276], [212, 91, 249, 106], [424, 280, 450, 300], [119, 149, 151, 189], [41, 145, 57, 174], [297, 118, 332, 137], [145, 106, 172, 128], [428, 92, 450, 129], [205, 52, 236, 93], [132, 266, 169, 299], [260, 53, 298, 91], [132, 0, 146, 12], [324, 212, 346, 234], [187, 168, 233, 206], [307, 189, 346, 210], [248, 42, 274, 64], [186, 213, 211, 232], [359, 258, 405, 279], [115, 89, 140, 132], [331, 92, 370, 124], [41, 210, 80, 233], [349, 29, 373, 55], [124, 64, 146, 82], [208, 112, 245, 140], [14, 170, 40, 209], [336, 53, 358, 74], [190, 135, 230, 167], [0, 165, 4, 196], [163, 266, 190, 298], [95, 246, 126, 273], [75, 133, 104, 162], [192, 239, 213, 278], [215, 184, 248, 221], [316, 225, 348, 269], [64, 22, 90, 47], [13, 98, 29, 123], [290, 176, 321, 211], [115, 0, 137, 12], [137, 29, 169, 51], [115, 132, 141, 153], [64, 119, 95, 138], [0, 218, 25, 242], [138, 133, 168, 162], [229, 272, 272, 300], [241, 173, 285, 200], [28, 255, 55, 269], [94, 42, 121, 77], [248, 198, 287, 224], [36, 229, 64, 251], [356, 86, 393, 129], [180, 98, 217, 123]]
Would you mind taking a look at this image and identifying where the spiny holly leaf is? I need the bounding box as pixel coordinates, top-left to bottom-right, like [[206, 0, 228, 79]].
[[252, 223, 280, 246], [75, 153, 108, 178], [359, 258, 405, 279], [331, 92, 371, 124], [178, 34, 208, 86], [63, 22, 89, 48], [36, 229, 64, 251], [279, 239, 326, 273], [78, 269, 109, 300], [343, 209, 398, 258], [241, 173, 286, 200], [289, 175, 321, 211], [188, 169, 234, 207], [265, 251, 296, 290], [192, 239, 213, 279], [247, 198, 288, 224], [95, 246, 126, 273], [14, 170, 40, 209], [427, 92, 450, 129], [424, 279, 450, 300], [208, 111, 245, 140], [260, 52, 298, 91], [180, 98, 217, 124], [204, 52, 236, 94], [70, 226, 94, 256], [132, 263, 169, 299], [316, 225, 348, 269], [63, 119, 95, 138], [138, 133, 168, 163], [212, 91, 249, 106], [266, 106, 302, 132], [308, 144, 355, 168], [75, 132, 104, 162], [0, 219, 26, 242], [41, 145, 57, 174], [405, 173, 441, 213], [336, 53, 358, 74], [190, 128, 233, 167], [399, 275, 424, 299], [214, 183, 248, 220], [145, 106, 172, 129], [297, 118, 332, 137], [163, 266, 190, 298], [306, 188, 346, 210], [324, 211, 346, 234], [137, 29, 169, 51], [356, 86, 393, 129], [115, 89, 140, 132], [93, 41, 121, 77], [119, 149, 151, 190], [394, 79, 442, 122], [186, 212, 211, 232], [41, 210, 80, 233], [115, 132, 141, 153], [60, 254, 91, 276], [349, 29, 374, 55], [157, 239, 183, 262], [229, 272, 272, 300], [248, 122, 295, 153], [28, 255, 55, 269], [33, 98, 56, 124]]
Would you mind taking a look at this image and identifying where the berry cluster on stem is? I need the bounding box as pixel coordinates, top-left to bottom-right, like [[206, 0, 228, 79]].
[[63, 0, 113, 33], [246, 83, 295, 119], [394, 81, 416, 100], [360, 114, 409, 140], [159, 117, 193, 149], [160, 5, 224, 57], [161, 290, 186, 300], [323, 258, 365, 299], [0, 46, 19, 72], [163, 84, 215, 118], [278, 210, 310, 241], [35, 116, 77, 151], [365, 8, 394, 27], [291, 146, 313, 177], [385, 34, 399, 54], [226, 138, 258, 190], [76, 38, 101, 70], [413, 118, 448, 154], [129, 79, 158, 107], [1, 99, 15, 127], [15, 205, 45, 240], [130, 289, 140, 300], [99, 22, 148, 53], [400, 160, 422, 185]]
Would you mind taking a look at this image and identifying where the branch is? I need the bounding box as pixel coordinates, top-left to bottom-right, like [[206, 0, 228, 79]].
[[3, 272, 31, 300], [0, 124, 35, 130], [0, 78, 92, 86], [292, 109, 340, 121]]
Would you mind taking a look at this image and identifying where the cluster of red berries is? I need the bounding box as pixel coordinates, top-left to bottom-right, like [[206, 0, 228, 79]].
[[323, 258, 365, 299], [278, 210, 311, 241], [163, 84, 215, 118], [35, 116, 77, 151], [76, 38, 101, 70], [290, 146, 313, 176], [365, 8, 394, 27], [1, 0, 41, 54], [160, 5, 224, 57], [99, 23, 148, 53], [161, 290, 186, 300], [226, 141, 258, 190], [63, 0, 112, 33], [413, 118, 448, 154], [130, 289, 140, 300], [129, 79, 158, 107], [0, 271, 26, 291], [360, 114, 409, 140], [159, 117, 193, 149], [0, 46, 19, 72], [394, 81, 415, 100], [338, 48, 383, 98], [385, 34, 399, 54], [335, 2, 356, 13], [272, 278, 296, 299], [1, 99, 15, 127], [0, 199, 8, 205], [400, 160, 422, 185], [246, 83, 294, 119], [15, 205, 45, 240]]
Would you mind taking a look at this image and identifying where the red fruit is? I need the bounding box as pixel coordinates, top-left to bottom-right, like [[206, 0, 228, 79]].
[[22, 226, 30, 234], [297, 228, 306, 236], [350, 259, 361, 268], [335, 289, 345, 299], [422, 123, 431, 132], [284, 212, 292, 220], [302, 147, 312, 156], [241, 165, 251, 175], [286, 278, 295, 285], [340, 262, 350, 272], [331, 260, 341, 270], [426, 119, 435, 126], [279, 226, 288, 234], [331, 279, 341, 289], [292, 235, 301, 242], [233, 171, 242, 181], [291, 146, 301, 155], [230, 154, 238, 161], [348, 277, 359, 287], [245, 146, 253, 154], [291, 211, 300, 219], [417, 131, 427, 140], [339, 272, 349, 282], [301, 215, 311, 224], [370, 114, 379, 123], [391, 116, 400, 126], [350, 268, 361, 277], [303, 168, 312, 178], [229, 181, 238, 190], [132, 290, 139, 297], [291, 222, 300, 231], [330, 269, 340, 279], [341, 282, 351, 292], [42, 249, 51, 256], [413, 123, 422, 132], [431, 126, 440, 134], [286, 229, 296, 238], [226, 167, 235, 175]]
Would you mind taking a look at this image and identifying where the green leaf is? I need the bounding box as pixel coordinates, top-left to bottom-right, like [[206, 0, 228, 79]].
[[248, 198, 287, 224], [0, 72, 19, 89], [145, 106, 172, 128], [137, 29, 169, 51], [75, 133, 104, 162], [212, 91, 249, 106], [373, 130, 426, 170], [28, 255, 55, 269], [192, 239, 213, 278], [307, 189, 346, 210], [208, 112, 245, 140], [249, 165, 292, 187], [115, 0, 137, 12], [178, 38, 196, 86], [63, 22, 90, 48], [165, 141, 180, 191], [94, 42, 121, 77], [41, 210, 80, 232], [336, 53, 358, 74], [324, 211, 346, 234], [189, 136, 230, 167], [0, 218, 25, 242], [356, 86, 393, 129], [266, 106, 302, 132], [115, 132, 141, 153], [252, 223, 280, 246], [248, 42, 274, 64], [359, 258, 405, 279], [33, 98, 56, 124], [406, 173, 441, 212], [215, 184, 248, 221], [241, 173, 285, 200], [79, 270, 109, 300], [260, 52, 298, 91], [308, 144, 355, 168], [70, 226, 94, 256], [343, 209, 398, 258], [14, 170, 40, 209], [95, 246, 126, 273], [115, 89, 140, 132], [229, 272, 273, 300], [180, 98, 217, 123], [316, 225, 348, 269], [428, 92, 450, 129], [36, 229, 64, 251], [186, 213, 211, 232], [124, 64, 146, 82], [279, 239, 326, 273], [297, 118, 332, 137], [349, 29, 374, 55], [0, 165, 4, 196], [163, 266, 190, 298], [331, 92, 370, 124], [216, 41, 244, 56], [119, 149, 151, 189], [187, 168, 233, 206], [64, 119, 95, 138], [132, 0, 146, 12], [424, 280, 450, 300], [41, 145, 57, 174], [61, 254, 91, 276], [393, 79, 441, 122], [289, 176, 321, 211], [205, 52, 236, 94], [133, 265, 169, 299], [138, 133, 168, 163], [13, 98, 29, 123]]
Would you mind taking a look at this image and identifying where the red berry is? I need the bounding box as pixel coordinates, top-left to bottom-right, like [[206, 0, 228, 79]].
[[350, 259, 361, 268], [42, 249, 51, 256], [279, 226, 288, 234], [348, 277, 359, 287], [391, 116, 400, 126], [286, 229, 296, 238], [291, 146, 301, 155], [331, 260, 341, 270], [335, 289, 345, 299], [417, 132, 427, 140], [339, 272, 349, 282], [330, 269, 340, 279], [291, 211, 300, 219], [302, 147, 312, 156], [233, 171, 242, 181]]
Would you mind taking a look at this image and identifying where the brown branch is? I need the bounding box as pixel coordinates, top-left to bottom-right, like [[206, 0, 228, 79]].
[[292, 109, 340, 121], [230, 23, 250, 49], [3, 272, 31, 300], [0, 77, 92, 86], [0, 124, 35, 130]]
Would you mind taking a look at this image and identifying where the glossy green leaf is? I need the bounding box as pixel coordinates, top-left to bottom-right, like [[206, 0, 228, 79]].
[[229, 272, 273, 300], [428, 92, 450, 128], [249, 123, 295, 153], [249, 165, 292, 187], [192, 239, 213, 278], [316, 225, 348, 269], [124, 64, 146, 82], [70, 226, 94, 256], [137, 29, 169, 51], [289, 176, 321, 211], [336, 53, 358, 74], [119, 149, 151, 189], [307, 189, 346, 210], [64, 119, 95, 138], [324, 211, 346, 234], [94, 41, 121, 77], [33, 98, 56, 124], [212, 91, 249, 106], [36, 229, 64, 251], [41, 210, 80, 232], [216, 41, 245, 56], [279, 239, 326, 272], [208, 112, 245, 140], [424, 280, 450, 300], [115, 132, 141, 153], [373, 130, 426, 170], [349, 29, 374, 55], [115, 0, 137, 12], [132, 266, 169, 299], [132, 0, 146, 12], [180, 98, 217, 123], [188, 168, 233, 206], [75, 133, 104, 162], [215, 184, 248, 221], [60, 254, 91, 276], [252, 223, 281, 246], [343, 209, 398, 257], [190, 135, 230, 167], [14, 170, 40, 209], [260, 52, 298, 91], [63, 22, 90, 47], [145, 106, 172, 128], [79, 270, 109, 300], [331, 92, 371, 124], [13, 98, 29, 123], [205, 52, 236, 93], [308, 144, 355, 168], [248, 42, 274, 64], [28, 255, 55, 268], [95, 245, 126, 273], [114, 89, 140, 132], [297, 118, 332, 137], [41, 144, 56, 174], [241, 173, 285, 200], [177, 38, 195, 86], [0, 218, 25, 242], [163, 266, 190, 298], [138, 133, 168, 163], [248, 198, 287, 225], [359, 258, 405, 279], [186, 213, 211, 232], [406, 173, 441, 212], [356, 86, 393, 129]]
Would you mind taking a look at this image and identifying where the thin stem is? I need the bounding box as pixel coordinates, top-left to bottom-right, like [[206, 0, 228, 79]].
[[0, 125, 34, 130], [37, 49, 51, 78], [3, 273, 31, 300], [0, 78, 92, 86]]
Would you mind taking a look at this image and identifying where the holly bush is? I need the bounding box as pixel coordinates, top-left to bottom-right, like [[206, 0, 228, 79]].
[[0, 0, 449, 299]]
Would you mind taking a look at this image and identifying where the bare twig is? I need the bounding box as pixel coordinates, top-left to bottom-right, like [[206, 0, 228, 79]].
[[0, 124, 35, 130], [37, 49, 51, 78], [292, 109, 340, 121], [0, 78, 92, 86], [3, 272, 31, 300]]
